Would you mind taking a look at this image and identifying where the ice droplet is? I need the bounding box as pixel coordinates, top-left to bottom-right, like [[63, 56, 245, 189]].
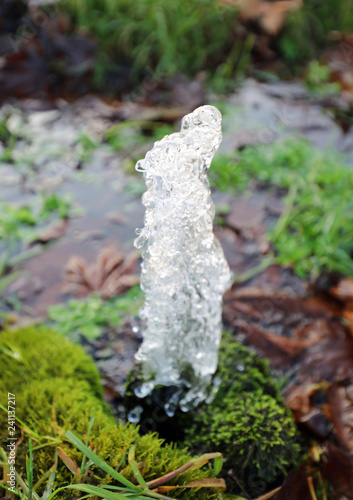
[[127, 405, 144, 423], [134, 105, 232, 409], [134, 382, 154, 399]]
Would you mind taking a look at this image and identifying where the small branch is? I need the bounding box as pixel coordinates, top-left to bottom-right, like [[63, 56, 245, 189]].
[[227, 470, 251, 500], [253, 486, 282, 500]]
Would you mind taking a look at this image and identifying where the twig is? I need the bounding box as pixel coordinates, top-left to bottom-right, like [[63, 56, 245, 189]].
[[227, 470, 251, 499], [253, 486, 282, 500]]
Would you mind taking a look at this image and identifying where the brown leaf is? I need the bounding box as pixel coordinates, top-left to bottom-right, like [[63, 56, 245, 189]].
[[184, 478, 226, 491], [300, 337, 353, 383], [35, 219, 68, 243], [64, 245, 139, 298], [322, 443, 353, 500], [274, 463, 312, 500], [221, 0, 303, 34], [157, 478, 226, 492], [326, 382, 353, 453], [58, 448, 80, 477], [331, 277, 353, 302], [226, 197, 265, 232]]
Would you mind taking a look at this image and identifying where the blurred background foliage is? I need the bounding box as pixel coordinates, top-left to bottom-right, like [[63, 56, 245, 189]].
[[1, 0, 353, 96], [59, 0, 353, 87]]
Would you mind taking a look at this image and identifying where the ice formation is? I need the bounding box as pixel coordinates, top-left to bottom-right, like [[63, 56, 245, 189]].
[[134, 105, 232, 410]]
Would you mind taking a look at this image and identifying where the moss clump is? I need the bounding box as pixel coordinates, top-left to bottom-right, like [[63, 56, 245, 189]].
[[184, 332, 301, 496], [0, 326, 218, 500], [125, 332, 301, 497], [0, 326, 102, 396]]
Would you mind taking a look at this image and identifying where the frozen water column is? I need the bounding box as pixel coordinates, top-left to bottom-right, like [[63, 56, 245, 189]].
[[134, 105, 232, 407]]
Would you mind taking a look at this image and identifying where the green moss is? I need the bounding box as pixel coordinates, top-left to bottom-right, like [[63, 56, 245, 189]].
[[0, 326, 102, 396], [182, 333, 301, 496], [0, 327, 218, 499], [126, 332, 301, 497]]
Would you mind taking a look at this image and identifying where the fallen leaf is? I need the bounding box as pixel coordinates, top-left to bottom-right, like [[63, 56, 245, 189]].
[[184, 478, 226, 490], [226, 196, 265, 232], [58, 448, 80, 477], [64, 245, 139, 299], [35, 218, 68, 243], [326, 382, 353, 453], [157, 478, 226, 492], [221, 0, 303, 35], [322, 443, 353, 500], [274, 463, 312, 500], [331, 277, 353, 301], [106, 213, 128, 224]]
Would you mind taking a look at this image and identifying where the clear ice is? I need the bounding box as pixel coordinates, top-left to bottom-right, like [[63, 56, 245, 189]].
[[134, 105, 232, 410]]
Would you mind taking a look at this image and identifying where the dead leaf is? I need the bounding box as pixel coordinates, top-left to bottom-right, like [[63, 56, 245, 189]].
[[326, 382, 353, 453], [58, 448, 80, 477], [106, 213, 128, 224], [274, 463, 312, 500], [221, 0, 303, 35], [64, 245, 139, 299], [331, 277, 353, 301], [157, 478, 226, 492], [300, 337, 353, 383], [226, 197, 265, 232], [35, 219, 68, 243], [184, 478, 226, 491], [322, 443, 353, 500]]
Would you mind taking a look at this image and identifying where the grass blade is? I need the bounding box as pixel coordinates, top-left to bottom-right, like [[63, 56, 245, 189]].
[[45, 484, 135, 500], [26, 439, 33, 500], [79, 412, 95, 481], [128, 445, 149, 491], [65, 430, 141, 492]]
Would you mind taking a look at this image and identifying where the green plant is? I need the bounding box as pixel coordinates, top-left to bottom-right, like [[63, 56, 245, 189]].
[[76, 133, 100, 163], [305, 60, 340, 96], [210, 139, 353, 278], [0, 192, 73, 243], [0, 114, 25, 163], [39, 191, 72, 219], [0, 326, 221, 500], [58, 0, 240, 86], [48, 285, 143, 340], [105, 123, 149, 154], [278, 0, 353, 68]]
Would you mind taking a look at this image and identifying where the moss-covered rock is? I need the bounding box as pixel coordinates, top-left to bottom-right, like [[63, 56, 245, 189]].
[[184, 332, 302, 496], [0, 326, 218, 500], [0, 326, 102, 396], [126, 332, 302, 497]]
